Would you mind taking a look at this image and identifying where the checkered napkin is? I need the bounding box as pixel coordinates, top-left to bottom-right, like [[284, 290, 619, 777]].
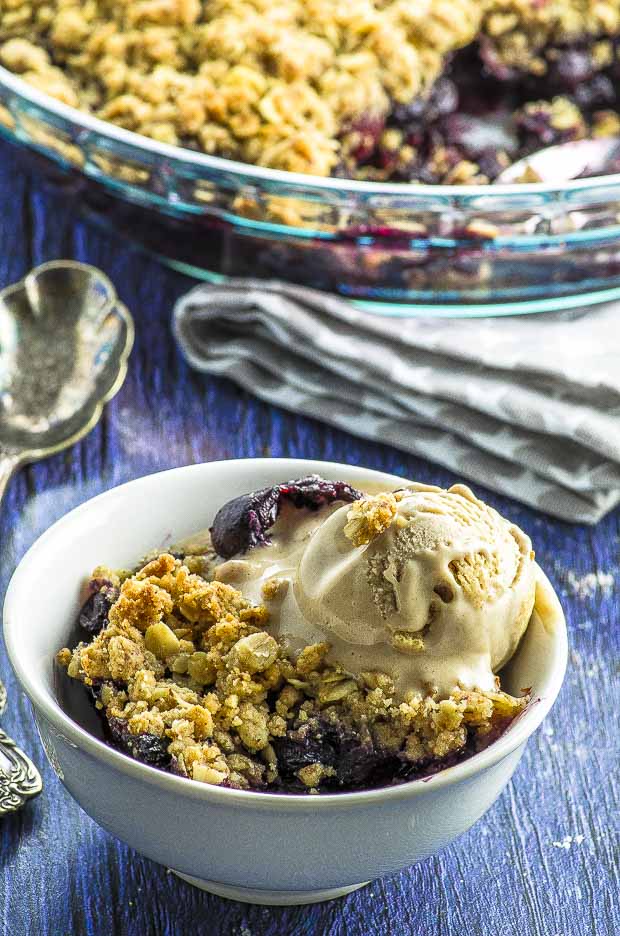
[[173, 280, 620, 524]]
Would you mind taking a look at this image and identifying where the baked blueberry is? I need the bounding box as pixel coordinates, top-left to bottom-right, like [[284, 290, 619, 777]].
[[210, 475, 362, 558], [78, 580, 119, 635]]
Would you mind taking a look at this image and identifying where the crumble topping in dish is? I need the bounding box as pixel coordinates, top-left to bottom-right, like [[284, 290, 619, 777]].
[[57, 552, 526, 792], [57, 476, 531, 794], [343, 491, 400, 546], [1, 0, 618, 182]]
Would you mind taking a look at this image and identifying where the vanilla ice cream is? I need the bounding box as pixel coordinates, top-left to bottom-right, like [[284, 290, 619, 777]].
[[214, 482, 537, 697]]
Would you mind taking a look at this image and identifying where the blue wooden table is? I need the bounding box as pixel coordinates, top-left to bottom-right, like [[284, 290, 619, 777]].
[[0, 137, 617, 936]]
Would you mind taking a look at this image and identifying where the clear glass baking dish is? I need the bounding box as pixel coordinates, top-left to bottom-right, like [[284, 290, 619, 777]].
[[1, 64, 620, 317]]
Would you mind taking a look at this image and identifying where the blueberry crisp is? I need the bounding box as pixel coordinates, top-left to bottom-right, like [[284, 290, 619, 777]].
[[1, 1, 619, 183], [57, 476, 533, 794]]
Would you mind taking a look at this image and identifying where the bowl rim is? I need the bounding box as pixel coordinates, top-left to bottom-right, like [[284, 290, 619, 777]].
[[1, 64, 619, 201], [3, 458, 568, 811]]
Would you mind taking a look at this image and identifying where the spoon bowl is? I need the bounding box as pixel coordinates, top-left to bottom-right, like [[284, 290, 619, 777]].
[[495, 136, 620, 184], [0, 260, 134, 497]]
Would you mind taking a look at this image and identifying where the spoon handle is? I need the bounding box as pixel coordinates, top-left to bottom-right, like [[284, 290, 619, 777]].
[[0, 723, 43, 816], [0, 450, 19, 509], [0, 467, 43, 814], [0, 681, 43, 817]]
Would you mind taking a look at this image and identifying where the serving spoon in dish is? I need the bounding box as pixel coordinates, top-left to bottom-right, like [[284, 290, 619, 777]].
[[0, 260, 134, 814], [495, 135, 620, 183]]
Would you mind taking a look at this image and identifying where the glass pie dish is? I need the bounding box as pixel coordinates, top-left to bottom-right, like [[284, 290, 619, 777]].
[[1, 65, 620, 317]]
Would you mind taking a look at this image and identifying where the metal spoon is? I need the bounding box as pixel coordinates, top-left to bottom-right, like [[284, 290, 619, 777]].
[[0, 678, 43, 814], [495, 136, 620, 184], [0, 260, 134, 814]]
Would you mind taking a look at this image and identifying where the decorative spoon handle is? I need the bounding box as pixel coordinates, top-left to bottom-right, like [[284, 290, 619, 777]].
[[0, 717, 43, 816], [0, 497, 44, 814], [0, 679, 42, 815]]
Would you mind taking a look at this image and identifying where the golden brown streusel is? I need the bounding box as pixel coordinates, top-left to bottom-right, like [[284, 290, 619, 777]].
[[58, 552, 528, 792], [0, 0, 479, 174], [344, 492, 398, 546], [482, 0, 620, 76], [1, 0, 617, 178]]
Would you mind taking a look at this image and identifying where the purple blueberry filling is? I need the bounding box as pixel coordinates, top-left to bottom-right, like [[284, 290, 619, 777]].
[[106, 716, 172, 769], [337, 39, 620, 185], [210, 475, 362, 558], [270, 715, 508, 792], [78, 580, 119, 635]]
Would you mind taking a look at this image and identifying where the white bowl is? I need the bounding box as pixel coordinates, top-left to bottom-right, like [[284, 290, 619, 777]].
[[4, 459, 567, 905]]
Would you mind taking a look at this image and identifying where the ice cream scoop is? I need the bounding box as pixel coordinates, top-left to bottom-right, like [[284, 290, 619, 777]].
[[291, 483, 536, 694], [213, 481, 537, 697]]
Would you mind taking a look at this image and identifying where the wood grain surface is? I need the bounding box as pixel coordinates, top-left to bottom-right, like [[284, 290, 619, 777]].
[[0, 138, 617, 936]]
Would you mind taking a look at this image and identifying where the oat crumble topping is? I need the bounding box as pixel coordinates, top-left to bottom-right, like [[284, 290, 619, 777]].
[[58, 549, 528, 792], [0, 0, 480, 175], [0, 0, 618, 182], [344, 492, 398, 546]]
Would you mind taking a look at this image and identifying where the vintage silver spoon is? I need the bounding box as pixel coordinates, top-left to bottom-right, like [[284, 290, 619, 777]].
[[0, 678, 43, 814], [0, 260, 134, 815], [496, 136, 620, 184]]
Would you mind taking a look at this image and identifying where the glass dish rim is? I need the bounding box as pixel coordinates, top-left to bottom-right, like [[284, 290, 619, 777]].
[[2, 63, 620, 202]]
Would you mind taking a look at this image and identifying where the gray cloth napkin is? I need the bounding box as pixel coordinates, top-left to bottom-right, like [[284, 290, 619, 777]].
[[173, 280, 620, 524]]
